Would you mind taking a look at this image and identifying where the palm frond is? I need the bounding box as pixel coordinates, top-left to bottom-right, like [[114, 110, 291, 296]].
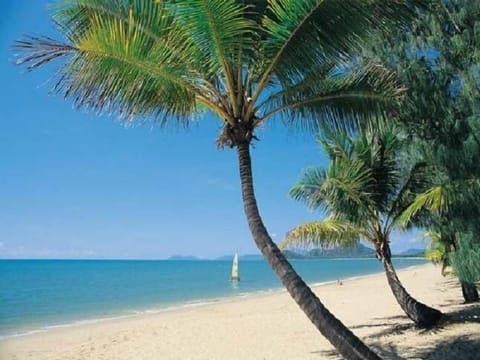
[[258, 63, 404, 133], [422, 230, 442, 245], [425, 247, 445, 264], [317, 124, 355, 161], [250, 0, 423, 109], [323, 159, 373, 209], [398, 176, 480, 229], [15, 0, 230, 123], [289, 167, 328, 210], [53, 0, 165, 44], [289, 156, 374, 226], [280, 218, 360, 250], [172, 0, 255, 116], [388, 161, 430, 228], [15, 36, 77, 70], [397, 186, 449, 228], [422, 229, 446, 264], [367, 128, 402, 214]]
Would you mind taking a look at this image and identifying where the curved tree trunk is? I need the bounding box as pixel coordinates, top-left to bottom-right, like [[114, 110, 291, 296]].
[[461, 281, 479, 303], [236, 142, 381, 360], [381, 251, 442, 327]]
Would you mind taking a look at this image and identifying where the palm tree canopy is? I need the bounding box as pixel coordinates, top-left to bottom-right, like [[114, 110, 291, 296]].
[[286, 125, 431, 248], [15, 0, 424, 143]]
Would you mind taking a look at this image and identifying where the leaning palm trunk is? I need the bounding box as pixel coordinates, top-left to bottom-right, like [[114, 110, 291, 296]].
[[461, 281, 479, 303], [237, 142, 381, 360], [380, 250, 442, 327]]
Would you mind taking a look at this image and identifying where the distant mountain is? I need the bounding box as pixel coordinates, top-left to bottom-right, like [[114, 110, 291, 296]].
[[282, 249, 308, 259], [239, 254, 264, 261], [216, 254, 263, 261], [169, 246, 424, 261], [167, 255, 200, 260], [283, 243, 376, 259], [396, 248, 425, 257]]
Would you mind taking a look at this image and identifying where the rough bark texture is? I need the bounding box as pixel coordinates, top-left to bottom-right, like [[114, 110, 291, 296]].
[[461, 281, 479, 303], [236, 142, 382, 360], [381, 255, 443, 327]]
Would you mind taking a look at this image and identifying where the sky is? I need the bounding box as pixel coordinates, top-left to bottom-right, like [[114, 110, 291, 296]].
[[0, 2, 424, 259]]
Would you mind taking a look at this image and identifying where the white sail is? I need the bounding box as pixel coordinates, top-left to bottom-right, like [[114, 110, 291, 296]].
[[231, 253, 240, 281]]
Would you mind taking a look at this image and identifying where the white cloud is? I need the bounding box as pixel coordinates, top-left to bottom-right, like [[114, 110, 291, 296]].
[[0, 246, 97, 259], [0, 241, 4, 248]]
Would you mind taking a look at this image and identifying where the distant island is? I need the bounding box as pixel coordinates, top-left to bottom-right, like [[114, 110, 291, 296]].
[[395, 248, 426, 257], [216, 254, 264, 261], [282, 244, 425, 259], [167, 255, 202, 261], [282, 243, 375, 259], [167, 245, 425, 261]]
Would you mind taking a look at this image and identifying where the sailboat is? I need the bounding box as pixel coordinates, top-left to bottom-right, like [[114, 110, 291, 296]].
[[230, 253, 240, 282]]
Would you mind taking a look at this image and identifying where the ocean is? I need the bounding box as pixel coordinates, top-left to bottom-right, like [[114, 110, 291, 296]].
[[0, 258, 426, 338]]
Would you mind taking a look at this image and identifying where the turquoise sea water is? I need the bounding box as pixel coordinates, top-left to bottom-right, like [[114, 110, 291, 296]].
[[0, 258, 426, 337]]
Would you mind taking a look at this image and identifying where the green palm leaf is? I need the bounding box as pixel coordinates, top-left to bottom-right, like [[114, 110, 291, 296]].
[[289, 146, 374, 226], [388, 161, 430, 228], [398, 178, 480, 228], [259, 63, 403, 132], [423, 230, 446, 264], [280, 218, 361, 250], [397, 186, 449, 227], [172, 0, 255, 115], [17, 1, 218, 123], [251, 0, 422, 106]]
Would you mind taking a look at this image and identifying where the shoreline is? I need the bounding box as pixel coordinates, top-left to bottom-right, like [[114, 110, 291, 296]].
[[2, 263, 478, 360], [0, 265, 395, 340], [0, 260, 424, 340]]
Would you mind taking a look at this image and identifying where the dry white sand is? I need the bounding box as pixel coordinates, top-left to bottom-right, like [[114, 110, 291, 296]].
[[1, 263, 479, 360]]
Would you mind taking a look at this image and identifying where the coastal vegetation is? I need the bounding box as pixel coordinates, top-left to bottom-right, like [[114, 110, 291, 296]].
[[281, 126, 442, 327], [361, 0, 480, 303], [284, 0, 479, 330], [14, 0, 428, 358]]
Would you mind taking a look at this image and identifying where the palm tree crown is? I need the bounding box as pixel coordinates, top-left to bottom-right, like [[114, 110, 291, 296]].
[[16, 0, 416, 138], [285, 125, 428, 251]]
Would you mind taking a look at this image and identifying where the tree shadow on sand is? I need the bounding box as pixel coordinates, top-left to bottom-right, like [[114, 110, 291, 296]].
[[364, 303, 480, 339], [312, 334, 480, 360], [311, 343, 404, 360], [310, 303, 480, 359], [444, 303, 480, 324], [407, 336, 480, 360]]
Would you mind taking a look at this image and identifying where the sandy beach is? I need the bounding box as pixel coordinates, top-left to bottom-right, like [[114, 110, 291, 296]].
[[1, 263, 479, 360]]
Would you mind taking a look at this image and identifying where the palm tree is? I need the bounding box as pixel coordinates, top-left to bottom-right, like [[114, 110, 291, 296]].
[[423, 229, 479, 303], [423, 230, 449, 275], [14, 1, 425, 358], [400, 149, 480, 304], [359, 0, 480, 306], [283, 125, 443, 327]]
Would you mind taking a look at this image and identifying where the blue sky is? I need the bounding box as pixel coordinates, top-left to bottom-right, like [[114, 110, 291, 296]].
[[0, 2, 423, 259]]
